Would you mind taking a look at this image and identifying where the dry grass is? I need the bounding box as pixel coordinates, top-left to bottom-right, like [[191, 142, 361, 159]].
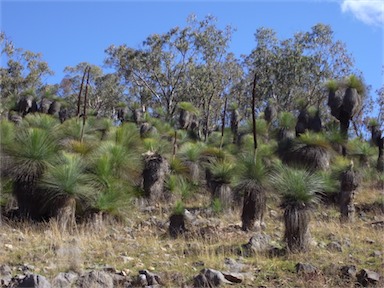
[[0, 188, 383, 287]]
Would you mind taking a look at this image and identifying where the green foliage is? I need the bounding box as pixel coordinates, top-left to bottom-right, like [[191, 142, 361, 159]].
[[22, 114, 60, 132], [172, 200, 185, 215], [39, 152, 96, 207], [169, 157, 188, 175], [114, 122, 141, 151], [211, 198, 223, 214], [208, 159, 236, 184], [345, 74, 365, 95], [324, 122, 345, 145], [296, 131, 331, 149], [325, 79, 339, 93], [165, 174, 194, 200], [330, 155, 352, 176], [94, 184, 133, 217], [348, 138, 376, 157], [178, 102, 199, 115], [178, 142, 204, 162], [0, 120, 15, 147], [318, 171, 339, 196], [142, 137, 171, 155], [7, 127, 58, 182], [271, 163, 323, 207], [367, 118, 379, 128], [246, 118, 268, 137], [278, 112, 296, 130], [235, 152, 267, 185]]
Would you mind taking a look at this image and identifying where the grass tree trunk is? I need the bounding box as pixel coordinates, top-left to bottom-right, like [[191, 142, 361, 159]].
[[377, 137, 384, 172], [230, 108, 239, 144], [241, 185, 266, 232], [340, 168, 358, 223], [169, 214, 186, 238], [142, 152, 170, 203], [284, 205, 310, 253], [13, 181, 42, 220], [55, 196, 76, 233], [213, 183, 233, 212]]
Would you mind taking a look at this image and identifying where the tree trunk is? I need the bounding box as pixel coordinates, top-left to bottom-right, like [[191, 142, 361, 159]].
[[55, 197, 76, 233], [142, 152, 170, 203], [179, 109, 191, 130], [213, 183, 232, 211], [13, 181, 44, 220], [241, 184, 265, 232], [169, 214, 186, 238], [284, 205, 310, 253], [377, 137, 384, 172], [340, 169, 358, 223]]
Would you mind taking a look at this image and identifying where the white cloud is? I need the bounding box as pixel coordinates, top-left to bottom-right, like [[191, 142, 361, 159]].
[[341, 0, 384, 27]]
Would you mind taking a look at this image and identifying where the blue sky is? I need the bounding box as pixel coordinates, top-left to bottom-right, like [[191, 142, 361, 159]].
[[1, 0, 383, 109]]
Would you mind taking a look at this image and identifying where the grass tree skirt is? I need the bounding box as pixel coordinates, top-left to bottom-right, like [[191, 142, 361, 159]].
[[340, 168, 359, 223], [142, 152, 170, 203], [213, 184, 233, 211], [281, 143, 330, 171], [240, 183, 266, 232], [284, 205, 311, 253]]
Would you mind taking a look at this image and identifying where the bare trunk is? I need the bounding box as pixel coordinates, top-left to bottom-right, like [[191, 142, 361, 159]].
[[169, 214, 186, 238], [340, 169, 358, 223], [213, 183, 232, 211], [241, 184, 266, 232], [142, 152, 170, 203], [56, 197, 76, 233], [284, 205, 310, 253]]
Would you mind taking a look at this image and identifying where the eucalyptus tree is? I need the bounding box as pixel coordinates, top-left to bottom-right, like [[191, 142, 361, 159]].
[[105, 15, 241, 132], [105, 24, 196, 121], [243, 24, 354, 114], [0, 32, 53, 116]]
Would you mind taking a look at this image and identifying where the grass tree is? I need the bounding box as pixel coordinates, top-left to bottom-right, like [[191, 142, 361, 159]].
[[367, 118, 383, 171], [6, 127, 58, 219], [327, 75, 364, 156], [89, 140, 142, 220], [169, 200, 186, 238], [280, 131, 331, 171], [339, 161, 359, 223], [206, 158, 236, 211], [178, 101, 199, 131], [178, 142, 204, 185], [348, 138, 376, 167], [39, 152, 96, 231], [234, 152, 268, 231], [276, 111, 296, 142], [271, 163, 324, 253]]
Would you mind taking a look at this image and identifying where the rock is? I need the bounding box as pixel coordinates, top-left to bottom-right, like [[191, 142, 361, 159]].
[[356, 269, 380, 287], [139, 269, 162, 286], [52, 272, 78, 288], [222, 272, 243, 283], [370, 250, 382, 257], [240, 233, 271, 256], [326, 241, 343, 252], [268, 246, 286, 257], [224, 258, 246, 272], [16, 274, 51, 288], [365, 238, 375, 244], [193, 268, 232, 287], [4, 243, 13, 250], [295, 263, 318, 275], [340, 265, 356, 279], [76, 271, 113, 288], [0, 264, 12, 287]]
